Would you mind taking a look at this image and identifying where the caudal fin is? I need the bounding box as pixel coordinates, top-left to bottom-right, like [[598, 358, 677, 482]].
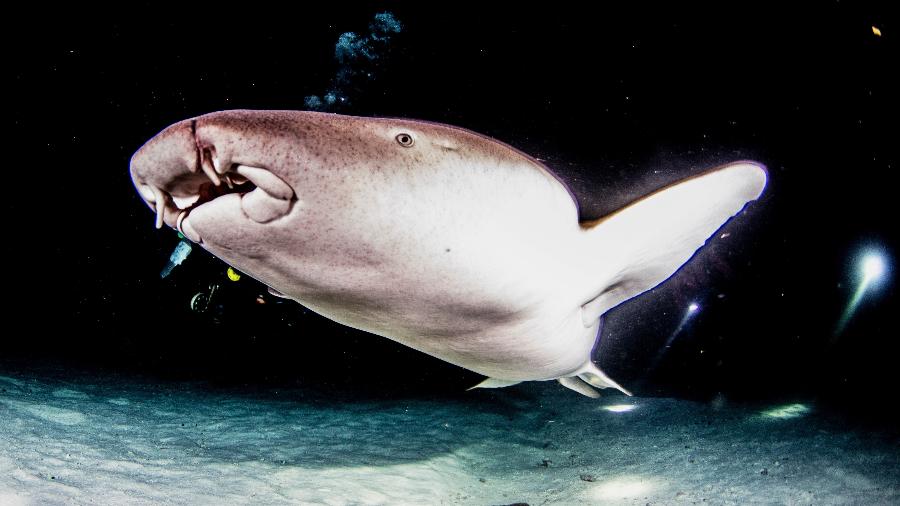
[[580, 162, 767, 325]]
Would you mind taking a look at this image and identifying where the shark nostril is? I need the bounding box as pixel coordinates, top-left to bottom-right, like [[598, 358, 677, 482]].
[[198, 147, 222, 186], [198, 142, 232, 175], [207, 146, 227, 175], [207, 146, 220, 173]]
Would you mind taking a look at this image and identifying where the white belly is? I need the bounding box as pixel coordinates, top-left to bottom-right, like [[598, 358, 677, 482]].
[[257, 158, 593, 379]]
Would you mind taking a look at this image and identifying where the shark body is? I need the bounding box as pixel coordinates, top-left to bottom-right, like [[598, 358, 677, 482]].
[[130, 110, 766, 397]]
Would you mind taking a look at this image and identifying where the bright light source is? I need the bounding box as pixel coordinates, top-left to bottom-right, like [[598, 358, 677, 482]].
[[862, 254, 885, 282], [645, 301, 702, 377], [603, 404, 636, 413], [835, 248, 891, 337], [760, 403, 810, 420]]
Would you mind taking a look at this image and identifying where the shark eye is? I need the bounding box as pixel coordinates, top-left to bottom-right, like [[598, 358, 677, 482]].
[[395, 133, 415, 147]]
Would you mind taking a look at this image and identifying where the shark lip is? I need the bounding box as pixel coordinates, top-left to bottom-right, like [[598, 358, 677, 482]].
[[131, 117, 298, 234], [130, 116, 299, 234], [136, 160, 295, 237], [136, 170, 252, 228], [173, 176, 257, 241]]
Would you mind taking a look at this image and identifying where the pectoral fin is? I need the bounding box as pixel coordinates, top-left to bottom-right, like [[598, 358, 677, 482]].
[[580, 162, 767, 325]]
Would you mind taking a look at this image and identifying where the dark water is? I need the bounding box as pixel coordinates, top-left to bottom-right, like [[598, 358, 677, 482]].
[[4, 3, 897, 502]]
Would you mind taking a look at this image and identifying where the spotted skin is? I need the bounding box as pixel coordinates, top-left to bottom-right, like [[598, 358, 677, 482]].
[[130, 110, 766, 395]]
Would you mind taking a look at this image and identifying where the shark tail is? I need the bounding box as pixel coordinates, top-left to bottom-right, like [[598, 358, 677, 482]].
[[557, 162, 767, 398]]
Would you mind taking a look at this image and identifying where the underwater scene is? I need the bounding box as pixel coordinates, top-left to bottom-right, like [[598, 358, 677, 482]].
[[4, 3, 897, 504]]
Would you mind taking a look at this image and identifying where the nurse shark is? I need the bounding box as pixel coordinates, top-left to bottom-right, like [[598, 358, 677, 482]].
[[130, 110, 766, 397]]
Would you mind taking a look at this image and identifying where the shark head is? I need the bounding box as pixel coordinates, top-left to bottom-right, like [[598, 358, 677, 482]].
[[129, 109, 533, 293]]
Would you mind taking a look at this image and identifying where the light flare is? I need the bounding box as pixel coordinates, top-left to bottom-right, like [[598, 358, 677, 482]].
[[760, 403, 811, 420], [603, 404, 637, 413], [834, 250, 889, 336], [589, 476, 658, 501]]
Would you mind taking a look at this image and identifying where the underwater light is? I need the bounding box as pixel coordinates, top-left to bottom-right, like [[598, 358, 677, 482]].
[[760, 403, 810, 420], [835, 248, 891, 336], [642, 299, 704, 378], [603, 404, 637, 413], [862, 253, 885, 282]]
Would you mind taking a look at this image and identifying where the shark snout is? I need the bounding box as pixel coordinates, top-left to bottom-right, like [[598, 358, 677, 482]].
[[130, 112, 298, 238], [130, 119, 200, 229]]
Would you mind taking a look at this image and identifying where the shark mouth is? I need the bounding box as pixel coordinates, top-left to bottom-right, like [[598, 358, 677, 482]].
[[135, 154, 296, 243]]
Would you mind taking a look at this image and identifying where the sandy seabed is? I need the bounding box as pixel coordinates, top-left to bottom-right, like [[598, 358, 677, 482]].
[[1, 368, 897, 505]]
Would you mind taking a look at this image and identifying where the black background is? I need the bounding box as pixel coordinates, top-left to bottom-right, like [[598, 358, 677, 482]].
[[5, 3, 896, 423]]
